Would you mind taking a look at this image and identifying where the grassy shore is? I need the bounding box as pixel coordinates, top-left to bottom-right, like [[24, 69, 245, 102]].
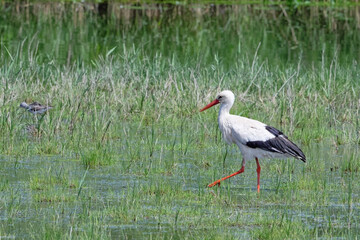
[[1, 2, 360, 239]]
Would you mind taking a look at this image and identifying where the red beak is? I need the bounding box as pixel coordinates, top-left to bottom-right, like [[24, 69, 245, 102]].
[[200, 99, 220, 112]]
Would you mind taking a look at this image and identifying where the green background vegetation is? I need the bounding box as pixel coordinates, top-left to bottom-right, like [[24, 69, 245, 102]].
[[0, 1, 360, 239]]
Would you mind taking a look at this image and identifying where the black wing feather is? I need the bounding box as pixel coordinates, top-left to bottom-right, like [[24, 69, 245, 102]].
[[246, 125, 306, 162], [265, 126, 284, 137]]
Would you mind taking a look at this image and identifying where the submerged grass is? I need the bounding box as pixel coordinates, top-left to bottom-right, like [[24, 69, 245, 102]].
[[1, 2, 360, 239]]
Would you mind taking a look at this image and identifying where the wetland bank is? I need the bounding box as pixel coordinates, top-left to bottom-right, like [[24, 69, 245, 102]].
[[1, 1, 360, 239]]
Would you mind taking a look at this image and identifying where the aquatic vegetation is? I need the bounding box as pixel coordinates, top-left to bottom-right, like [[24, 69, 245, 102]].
[[0, 2, 360, 239]]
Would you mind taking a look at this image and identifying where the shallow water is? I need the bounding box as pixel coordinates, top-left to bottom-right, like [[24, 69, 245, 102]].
[[1, 2, 360, 239], [0, 141, 359, 238]]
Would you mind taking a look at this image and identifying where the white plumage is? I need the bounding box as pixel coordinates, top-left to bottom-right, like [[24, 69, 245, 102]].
[[200, 90, 305, 192]]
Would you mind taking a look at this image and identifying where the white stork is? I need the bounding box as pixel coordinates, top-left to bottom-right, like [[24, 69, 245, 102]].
[[200, 90, 306, 192]]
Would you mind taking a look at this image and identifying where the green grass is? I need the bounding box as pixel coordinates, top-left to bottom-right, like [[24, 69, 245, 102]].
[[1, 2, 360, 239]]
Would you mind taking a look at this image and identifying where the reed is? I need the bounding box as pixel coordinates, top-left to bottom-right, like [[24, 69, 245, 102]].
[[1, 2, 360, 239]]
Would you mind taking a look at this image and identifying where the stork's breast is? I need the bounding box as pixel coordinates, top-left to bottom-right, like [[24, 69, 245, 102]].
[[219, 124, 234, 145]]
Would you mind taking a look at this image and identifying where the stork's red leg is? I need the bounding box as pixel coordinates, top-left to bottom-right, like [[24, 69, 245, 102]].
[[208, 166, 245, 187], [255, 157, 261, 193], [208, 159, 246, 187]]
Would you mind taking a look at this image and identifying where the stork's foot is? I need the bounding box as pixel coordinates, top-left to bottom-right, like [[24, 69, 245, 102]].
[[208, 180, 221, 187]]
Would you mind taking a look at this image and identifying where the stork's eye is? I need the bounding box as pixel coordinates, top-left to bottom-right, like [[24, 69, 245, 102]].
[[218, 96, 222, 99]]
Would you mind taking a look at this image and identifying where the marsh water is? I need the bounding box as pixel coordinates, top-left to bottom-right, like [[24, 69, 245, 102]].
[[1, 142, 359, 238], [1, 2, 360, 239]]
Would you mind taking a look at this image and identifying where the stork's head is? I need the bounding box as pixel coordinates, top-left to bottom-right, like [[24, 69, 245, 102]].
[[200, 90, 235, 112]]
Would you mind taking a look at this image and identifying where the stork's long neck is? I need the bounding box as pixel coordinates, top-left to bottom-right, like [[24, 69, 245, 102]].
[[217, 101, 234, 145], [218, 101, 233, 119]]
